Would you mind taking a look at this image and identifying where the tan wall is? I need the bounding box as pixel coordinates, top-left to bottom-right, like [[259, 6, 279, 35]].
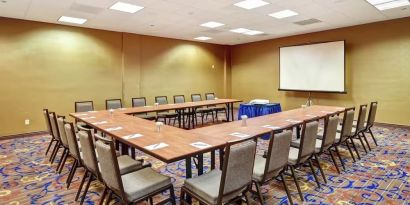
[[0, 18, 227, 136], [231, 17, 410, 126]]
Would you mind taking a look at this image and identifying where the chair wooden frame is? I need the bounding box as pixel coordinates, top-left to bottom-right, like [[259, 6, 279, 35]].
[[350, 104, 370, 157], [155, 96, 178, 125], [364, 101, 378, 146], [205, 92, 227, 121], [63, 122, 84, 190], [131, 97, 156, 121], [333, 107, 357, 170], [191, 94, 214, 125], [43, 109, 58, 157]]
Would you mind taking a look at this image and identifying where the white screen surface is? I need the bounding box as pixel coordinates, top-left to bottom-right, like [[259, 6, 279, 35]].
[[279, 41, 345, 92]]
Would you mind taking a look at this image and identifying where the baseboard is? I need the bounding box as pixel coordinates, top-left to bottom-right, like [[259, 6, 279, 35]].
[[0, 131, 48, 140], [375, 122, 410, 129]]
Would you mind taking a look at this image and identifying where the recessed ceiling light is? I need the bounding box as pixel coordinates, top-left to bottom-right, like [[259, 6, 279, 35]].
[[194, 36, 212, 41], [372, 0, 410, 10], [269, 9, 298, 19], [200, 21, 225, 28], [244, 30, 264, 35], [234, 0, 269, 10], [110, 2, 144, 13], [58, 16, 87, 24], [230, 28, 251, 33]]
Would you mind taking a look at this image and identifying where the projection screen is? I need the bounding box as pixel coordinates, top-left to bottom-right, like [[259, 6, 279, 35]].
[[279, 40, 346, 93]]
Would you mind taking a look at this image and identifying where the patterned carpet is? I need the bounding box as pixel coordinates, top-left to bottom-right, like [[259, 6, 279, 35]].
[[0, 125, 409, 205]]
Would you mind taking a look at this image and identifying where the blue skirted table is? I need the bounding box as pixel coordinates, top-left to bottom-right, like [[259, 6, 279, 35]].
[[238, 103, 282, 140]]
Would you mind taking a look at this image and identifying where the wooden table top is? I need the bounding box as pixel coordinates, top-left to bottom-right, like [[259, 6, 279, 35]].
[[115, 99, 242, 115], [70, 104, 344, 163], [189, 105, 345, 138]]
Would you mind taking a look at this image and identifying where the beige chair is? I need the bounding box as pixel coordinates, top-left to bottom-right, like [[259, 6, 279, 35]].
[[95, 136, 176, 205], [55, 115, 70, 174], [352, 104, 373, 153], [252, 129, 293, 204], [43, 109, 58, 157], [333, 107, 357, 169], [180, 138, 257, 205], [76, 130, 145, 204], [364, 102, 378, 146], [48, 112, 63, 164], [174, 95, 195, 125], [75, 101, 94, 112], [191, 94, 214, 125], [64, 122, 83, 189], [205, 92, 226, 121], [155, 96, 178, 125], [131, 97, 156, 120], [106, 99, 122, 110], [288, 118, 321, 201]]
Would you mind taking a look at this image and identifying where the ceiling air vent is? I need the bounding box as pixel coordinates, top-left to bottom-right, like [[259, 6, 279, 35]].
[[70, 3, 104, 14], [293, 18, 322, 26]]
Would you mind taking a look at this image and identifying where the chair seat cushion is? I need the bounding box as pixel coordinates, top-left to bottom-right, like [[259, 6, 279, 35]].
[[252, 155, 266, 182], [184, 169, 222, 204], [288, 147, 299, 165], [122, 167, 171, 202], [117, 155, 143, 175], [157, 112, 177, 118], [291, 139, 323, 153]]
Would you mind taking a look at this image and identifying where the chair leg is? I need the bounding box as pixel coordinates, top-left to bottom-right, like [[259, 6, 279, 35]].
[[66, 160, 78, 188], [349, 138, 361, 160], [243, 188, 251, 205], [361, 132, 372, 151], [334, 146, 346, 170], [169, 186, 176, 205], [280, 173, 293, 205], [80, 173, 94, 205], [356, 135, 368, 153], [313, 154, 327, 184], [98, 186, 108, 205], [49, 141, 60, 163], [345, 141, 356, 162], [308, 159, 321, 188], [369, 129, 378, 146], [289, 166, 303, 201], [57, 149, 69, 174], [105, 190, 113, 205], [75, 170, 89, 201], [328, 150, 341, 174], [253, 181, 264, 204], [179, 188, 186, 205], [45, 139, 56, 156]]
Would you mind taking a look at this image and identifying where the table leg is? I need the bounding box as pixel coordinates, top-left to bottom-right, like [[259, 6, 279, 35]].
[[115, 139, 120, 151], [211, 150, 216, 170], [177, 109, 182, 128], [296, 125, 301, 139], [131, 148, 136, 159], [197, 154, 204, 175], [185, 157, 192, 178], [191, 108, 196, 129], [225, 103, 230, 121], [121, 143, 129, 155], [230, 102, 234, 122], [182, 109, 186, 129], [219, 148, 225, 169]]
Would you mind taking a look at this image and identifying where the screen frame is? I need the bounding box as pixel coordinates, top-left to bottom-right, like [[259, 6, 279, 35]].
[[278, 40, 347, 94]]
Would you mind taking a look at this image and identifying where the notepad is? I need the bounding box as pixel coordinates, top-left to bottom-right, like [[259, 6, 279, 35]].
[[92, 121, 107, 125], [123, 133, 143, 139], [190, 142, 211, 149], [262, 125, 281, 130], [229, 132, 250, 138], [87, 111, 97, 113], [118, 108, 127, 110], [81, 116, 96, 120], [305, 114, 317, 117], [144, 105, 153, 107], [145, 142, 168, 150], [321, 111, 334, 114], [285, 119, 302, 123], [105, 126, 123, 132]]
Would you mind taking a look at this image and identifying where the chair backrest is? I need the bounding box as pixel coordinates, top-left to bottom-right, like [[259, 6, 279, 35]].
[[173, 95, 185, 104], [43, 109, 52, 135], [191, 94, 202, 102], [263, 129, 292, 181], [340, 107, 355, 142], [320, 114, 339, 152], [94, 136, 125, 199], [106, 99, 122, 110], [356, 104, 367, 133], [48, 112, 61, 141], [64, 122, 82, 162], [78, 130, 100, 177], [367, 101, 378, 128], [218, 138, 257, 204], [205, 93, 216, 100], [155, 96, 168, 105], [56, 115, 69, 147], [297, 119, 319, 164], [132, 97, 147, 107], [75, 101, 94, 112]]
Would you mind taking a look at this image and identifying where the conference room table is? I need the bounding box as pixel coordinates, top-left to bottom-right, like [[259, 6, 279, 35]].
[[70, 102, 345, 180]]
